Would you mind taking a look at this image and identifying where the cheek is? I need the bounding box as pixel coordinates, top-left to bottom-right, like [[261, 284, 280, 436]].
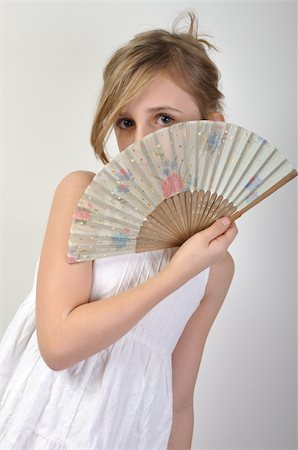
[[116, 133, 133, 152]]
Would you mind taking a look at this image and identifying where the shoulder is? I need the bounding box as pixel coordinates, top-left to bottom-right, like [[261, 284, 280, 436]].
[[55, 170, 96, 193], [204, 251, 235, 300], [39, 170, 97, 264], [50, 170, 97, 211]]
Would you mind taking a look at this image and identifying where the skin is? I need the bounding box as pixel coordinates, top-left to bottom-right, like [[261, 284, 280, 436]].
[[112, 71, 238, 449], [35, 69, 238, 450], [113, 71, 225, 150]]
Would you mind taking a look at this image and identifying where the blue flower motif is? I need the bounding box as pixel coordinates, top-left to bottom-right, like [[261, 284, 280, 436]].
[[244, 175, 262, 192], [185, 176, 198, 189], [116, 183, 130, 193], [162, 159, 178, 176], [207, 132, 221, 153], [112, 231, 130, 249], [171, 160, 178, 170]]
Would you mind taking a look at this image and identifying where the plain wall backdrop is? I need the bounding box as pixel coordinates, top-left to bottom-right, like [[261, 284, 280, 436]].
[[0, 1, 297, 449]]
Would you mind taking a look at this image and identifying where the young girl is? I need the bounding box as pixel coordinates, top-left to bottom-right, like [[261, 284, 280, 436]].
[[0, 11, 238, 450]]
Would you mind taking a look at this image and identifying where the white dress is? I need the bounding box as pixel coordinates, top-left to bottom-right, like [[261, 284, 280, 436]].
[[0, 248, 210, 450]]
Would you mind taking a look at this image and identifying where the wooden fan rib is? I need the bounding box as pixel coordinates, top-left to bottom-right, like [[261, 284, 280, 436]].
[[148, 210, 184, 240], [159, 197, 187, 237], [195, 190, 211, 230], [189, 190, 199, 235], [231, 169, 297, 221], [184, 191, 193, 236], [149, 203, 181, 235], [190, 190, 204, 232], [140, 217, 179, 241], [202, 198, 235, 229], [181, 191, 193, 235], [206, 197, 230, 222], [161, 196, 189, 239], [137, 233, 181, 247], [172, 194, 189, 239], [136, 244, 176, 251], [198, 192, 218, 229]]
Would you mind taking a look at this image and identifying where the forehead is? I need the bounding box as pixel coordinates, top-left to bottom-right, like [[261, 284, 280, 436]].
[[118, 73, 197, 114]]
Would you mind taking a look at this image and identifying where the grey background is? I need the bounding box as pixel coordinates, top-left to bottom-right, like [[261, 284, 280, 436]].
[[0, 1, 297, 448]]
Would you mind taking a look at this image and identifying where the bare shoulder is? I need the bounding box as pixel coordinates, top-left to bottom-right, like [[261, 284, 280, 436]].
[[55, 169, 96, 192], [36, 169, 96, 366], [203, 251, 235, 300]]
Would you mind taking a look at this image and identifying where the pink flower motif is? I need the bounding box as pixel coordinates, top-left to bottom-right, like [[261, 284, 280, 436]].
[[73, 209, 91, 220], [117, 183, 129, 193], [115, 168, 133, 181], [67, 255, 78, 264], [120, 168, 128, 176], [161, 173, 185, 198]]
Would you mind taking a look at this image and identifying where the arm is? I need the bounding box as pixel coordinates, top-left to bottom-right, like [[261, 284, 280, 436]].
[[36, 171, 186, 371], [167, 252, 235, 450], [36, 171, 237, 371]]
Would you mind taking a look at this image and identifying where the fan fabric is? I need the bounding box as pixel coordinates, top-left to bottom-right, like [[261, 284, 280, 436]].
[[0, 249, 210, 449], [67, 120, 297, 263]]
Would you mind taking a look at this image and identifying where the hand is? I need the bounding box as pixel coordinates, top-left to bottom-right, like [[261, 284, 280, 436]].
[[167, 217, 238, 282]]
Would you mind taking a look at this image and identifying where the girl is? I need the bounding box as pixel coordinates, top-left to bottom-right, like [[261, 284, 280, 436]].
[[0, 11, 238, 450]]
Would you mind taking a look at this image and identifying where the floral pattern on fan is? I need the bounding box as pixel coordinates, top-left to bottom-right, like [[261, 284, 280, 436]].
[[115, 168, 133, 193], [207, 130, 223, 152], [243, 175, 263, 204], [112, 229, 130, 249], [162, 159, 179, 176], [245, 175, 262, 190], [73, 209, 91, 222], [67, 120, 297, 262], [161, 173, 185, 198], [115, 168, 133, 180]]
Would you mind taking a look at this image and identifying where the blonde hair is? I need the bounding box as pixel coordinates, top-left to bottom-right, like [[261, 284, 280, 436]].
[[90, 11, 225, 164]]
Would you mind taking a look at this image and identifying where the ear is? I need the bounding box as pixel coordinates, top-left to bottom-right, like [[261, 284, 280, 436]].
[[207, 111, 225, 122]]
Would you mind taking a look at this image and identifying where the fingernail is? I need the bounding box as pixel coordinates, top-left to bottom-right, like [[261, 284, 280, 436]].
[[221, 217, 231, 226]]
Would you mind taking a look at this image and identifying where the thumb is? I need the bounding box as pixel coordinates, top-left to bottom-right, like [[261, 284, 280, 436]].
[[200, 217, 232, 242]]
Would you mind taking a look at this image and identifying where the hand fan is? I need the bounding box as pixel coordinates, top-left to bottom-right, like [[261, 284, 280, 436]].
[[67, 120, 297, 263]]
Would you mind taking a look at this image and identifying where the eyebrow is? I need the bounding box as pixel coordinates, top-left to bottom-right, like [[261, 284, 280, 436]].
[[118, 106, 183, 115]]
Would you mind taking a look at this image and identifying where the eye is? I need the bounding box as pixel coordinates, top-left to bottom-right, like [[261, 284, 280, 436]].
[[115, 113, 175, 130], [156, 114, 174, 125], [116, 118, 135, 129]]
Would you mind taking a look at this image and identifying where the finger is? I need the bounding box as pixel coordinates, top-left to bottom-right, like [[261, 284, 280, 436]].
[[224, 222, 238, 243], [209, 221, 238, 249], [200, 217, 232, 242]]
